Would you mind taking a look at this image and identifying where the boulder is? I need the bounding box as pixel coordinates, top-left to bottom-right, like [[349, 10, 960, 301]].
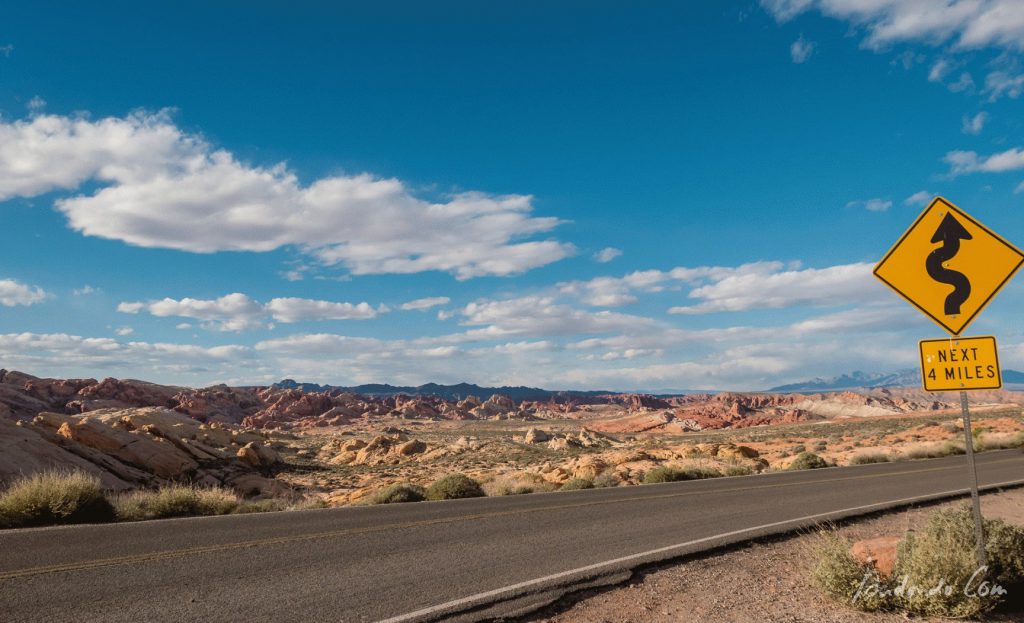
[[851, 536, 901, 577], [523, 428, 550, 444]]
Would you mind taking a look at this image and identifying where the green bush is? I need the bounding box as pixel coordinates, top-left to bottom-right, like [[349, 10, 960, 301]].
[[787, 452, 828, 471], [560, 478, 594, 490], [425, 474, 485, 501], [114, 484, 240, 521], [0, 470, 115, 529], [814, 504, 1024, 618], [848, 452, 890, 465], [371, 483, 427, 504], [643, 466, 722, 484]]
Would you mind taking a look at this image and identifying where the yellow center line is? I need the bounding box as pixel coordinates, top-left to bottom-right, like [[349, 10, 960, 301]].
[[1, 456, 1019, 581]]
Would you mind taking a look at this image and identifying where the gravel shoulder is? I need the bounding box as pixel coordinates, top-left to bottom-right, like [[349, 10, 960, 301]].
[[524, 486, 1024, 623]]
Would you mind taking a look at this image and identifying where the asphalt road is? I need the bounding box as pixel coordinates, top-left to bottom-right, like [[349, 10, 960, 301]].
[[1, 450, 1022, 623]]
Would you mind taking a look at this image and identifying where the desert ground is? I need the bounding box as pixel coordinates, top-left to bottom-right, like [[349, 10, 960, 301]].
[[527, 487, 1024, 623]]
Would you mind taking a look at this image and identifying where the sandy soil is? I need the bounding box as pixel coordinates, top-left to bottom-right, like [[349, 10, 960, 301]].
[[526, 486, 1024, 623]]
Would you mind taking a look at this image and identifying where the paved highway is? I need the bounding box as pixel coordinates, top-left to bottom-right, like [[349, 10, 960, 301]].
[[1, 450, 1022, 622]]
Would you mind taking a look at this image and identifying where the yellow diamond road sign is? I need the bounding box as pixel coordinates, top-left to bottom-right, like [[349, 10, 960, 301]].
[[919, 335, 1001, 392], [874, 197, 1024, 336]]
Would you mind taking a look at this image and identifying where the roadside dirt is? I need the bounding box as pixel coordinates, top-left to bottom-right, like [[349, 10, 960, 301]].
[[524, 486, 1024, 623]]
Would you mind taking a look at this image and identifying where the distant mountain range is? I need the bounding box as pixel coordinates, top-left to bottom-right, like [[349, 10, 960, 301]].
[[769, 368, 1024, 393], [272, 379, 614, 402], [273, 368, 1024, 400]]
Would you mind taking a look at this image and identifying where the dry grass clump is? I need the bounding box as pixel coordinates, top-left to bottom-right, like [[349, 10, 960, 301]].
[[483, 474, 556, 497], [900, 441, 965, 460], [0, 471, 115, 528], [559, 478, 595, 490], [814, 504, 1024, 618], [592, 470, 621, 488], [975, 432, 1024, 452], [425, 473, 485, 500], [848, 451, 891, 466], [371, 483, 426, 504], [643, 466, 722, 484], [114, 484, 240, 521], [722, 464, 754, 477]]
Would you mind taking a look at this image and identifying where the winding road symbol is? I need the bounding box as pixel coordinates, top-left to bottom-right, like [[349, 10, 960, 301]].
[[926, 212, 972, 315], [873, 196, 1024, 336]]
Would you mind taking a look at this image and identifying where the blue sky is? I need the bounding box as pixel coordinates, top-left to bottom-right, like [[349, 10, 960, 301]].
[[1, 1, 1023, 390]]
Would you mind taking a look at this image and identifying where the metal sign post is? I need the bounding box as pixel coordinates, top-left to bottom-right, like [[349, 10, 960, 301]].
[[958, 390, 987, 568]]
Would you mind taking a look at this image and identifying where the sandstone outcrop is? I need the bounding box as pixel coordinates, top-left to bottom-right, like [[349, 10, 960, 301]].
[[1, 407, 288, 498]]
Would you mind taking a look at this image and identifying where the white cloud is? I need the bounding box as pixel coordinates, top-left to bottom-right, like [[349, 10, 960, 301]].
[[72, 285, 99, 296], [984, 69, 1024, 100], [175, 323, 192, 330], [118, 292, 385, 330], [0, 44, 12, 58], [947, 72, 976, 93], [26, 96, 46, 113], [928, 58, 951, 82], [762, 1, 1024, 52], [119, 293, 266, 331], [0, 112, 573, 279], [945, 147, 1024, 175], [457, 296, 658, 339], [790, 34, 815, 63], [559, 261, 785, 307], [0, 332, 255, 383], [847, 198, 892, 212], [904, 190, 933, 206], [115, 327, 134, 336], [264, 298, 382, 323], [0, 279, 47, 307], [400, 296, 451, 311], [668, 262, 885, 314], [961, 111, 988, 134], [593, 247, 623, 263]]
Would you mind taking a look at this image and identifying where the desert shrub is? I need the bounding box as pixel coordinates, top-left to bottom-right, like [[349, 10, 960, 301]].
[[895, 506, 1024, 617], [560, 478, 594, 491], [940, 422, 961, 434], [370, 483, 427, 505], [848, 452, 891, 466], [791, 445, 807, 454], [902, 442, 965, 460], [114, 484, 240, 521], [722, 464, 754, 477], [814, 505, 1024, 618], [0, 470, 115, 529], [813, 440, 828, 451], [787, 452, 829, 471], [592, 470, 620, 488], [643, 466, 721, 484], [425, 474, 484, 500]]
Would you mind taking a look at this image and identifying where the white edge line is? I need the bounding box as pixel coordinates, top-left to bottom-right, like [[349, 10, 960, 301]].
[[377, 478, 1024, 623]]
